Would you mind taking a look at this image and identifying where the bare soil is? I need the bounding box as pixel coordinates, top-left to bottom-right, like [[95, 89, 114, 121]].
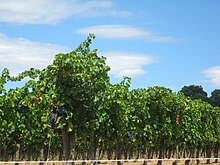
[[1, 160, 220, 165]]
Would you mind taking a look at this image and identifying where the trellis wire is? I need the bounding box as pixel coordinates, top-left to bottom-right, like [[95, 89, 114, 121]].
[[0, 158, 219, 164]]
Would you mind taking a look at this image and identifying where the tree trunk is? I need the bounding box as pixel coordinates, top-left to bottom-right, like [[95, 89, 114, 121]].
[[62, 129, 70, 160], [196, 148, 200, 164], [69, 132, 75, 159], [214, 143, 219, 163], [205, 145, 211, 164], [117, 143, 122, 165], [15, 144, 20, 161], [157, 148, 163, 165]]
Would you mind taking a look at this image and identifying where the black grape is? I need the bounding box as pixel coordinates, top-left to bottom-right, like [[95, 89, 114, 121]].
[[49, 113, 57, 127], [56, 107, 67, 116], [127, 130, 134, 139]]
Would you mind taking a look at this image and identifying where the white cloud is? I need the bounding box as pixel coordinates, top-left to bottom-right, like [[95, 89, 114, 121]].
[[203, 66, 220, 87], [0, 0, 131, 24], [76, 25, 179, 43], [101, 51, 157, 78], [0, 33, 68, 75], [0, 33, 156, 79]]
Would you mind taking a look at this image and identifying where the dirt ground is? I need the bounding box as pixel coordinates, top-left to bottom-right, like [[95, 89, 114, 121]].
[[119, 160, 220, 165], [1, 160, 220, 165], [60, 160, 219, 165]]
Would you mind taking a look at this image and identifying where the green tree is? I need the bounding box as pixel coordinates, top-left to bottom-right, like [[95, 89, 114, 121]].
[[209, 89, 220, 107], [179, 85, 208, 102]]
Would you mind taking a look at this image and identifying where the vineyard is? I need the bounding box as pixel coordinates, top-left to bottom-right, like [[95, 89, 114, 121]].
[[0, 35, 220, 165]]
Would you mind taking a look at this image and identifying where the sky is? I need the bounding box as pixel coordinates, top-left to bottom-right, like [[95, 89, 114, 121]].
[[0, 0, 220, 95]]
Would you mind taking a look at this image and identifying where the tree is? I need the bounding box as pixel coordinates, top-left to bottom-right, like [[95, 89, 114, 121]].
[[210, 89, 220, 107], [179, 85, 208, 102]]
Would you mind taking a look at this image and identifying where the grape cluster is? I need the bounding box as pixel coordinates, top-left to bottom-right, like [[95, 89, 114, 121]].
[[55, 107, 67, 116], [49, 113, 57, 127], [49, 107, 67, 127], [127, 130, 134, 139]]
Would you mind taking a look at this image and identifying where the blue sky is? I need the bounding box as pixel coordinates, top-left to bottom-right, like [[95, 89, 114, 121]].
[[0, 0, 220, 95]]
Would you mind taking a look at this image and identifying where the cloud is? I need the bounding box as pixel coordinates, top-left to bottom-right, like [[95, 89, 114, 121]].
[[203, 66, 220, 87], [0, 33, 156, 79], [76, 25, 179, 43], [101, 51, 157, 78], [0, 0, 131, 24], [0, 33, 68, 75]]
